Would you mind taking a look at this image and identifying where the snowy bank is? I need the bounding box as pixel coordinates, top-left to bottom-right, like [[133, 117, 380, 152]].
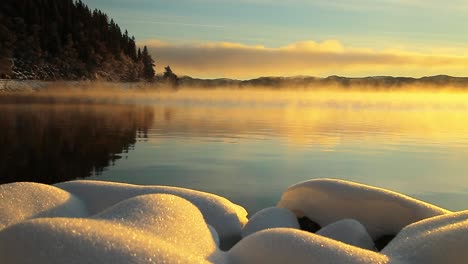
[[277, 178, 449, 239], [55, 180, 248, 249], [0, 179, 466, 264]]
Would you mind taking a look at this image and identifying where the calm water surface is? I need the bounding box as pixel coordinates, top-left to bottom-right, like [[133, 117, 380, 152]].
[[2, 89, 468, 214]]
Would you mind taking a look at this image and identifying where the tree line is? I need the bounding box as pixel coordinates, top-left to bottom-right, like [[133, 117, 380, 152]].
[[0, 0, 158, 81]]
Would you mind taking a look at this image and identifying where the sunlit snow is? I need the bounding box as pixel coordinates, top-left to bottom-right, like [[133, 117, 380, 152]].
[[0, 179, 466, 264]]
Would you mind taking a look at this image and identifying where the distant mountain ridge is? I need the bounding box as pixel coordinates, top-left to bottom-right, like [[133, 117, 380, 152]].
[[178, 75, 468, 89]]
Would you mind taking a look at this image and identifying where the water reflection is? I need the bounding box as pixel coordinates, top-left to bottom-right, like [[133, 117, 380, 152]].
[[150, 103, 468, 151], [2, 88, 468, 212], [0, 103, 153, 184], [97, 89, 468, 212]]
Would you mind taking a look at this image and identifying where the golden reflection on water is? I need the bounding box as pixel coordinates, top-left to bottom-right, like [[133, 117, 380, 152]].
[[143, 89, 468, 211], [149, 89, 468, 151], [3, 87, 468, 153], [2, 87, 468, 210]]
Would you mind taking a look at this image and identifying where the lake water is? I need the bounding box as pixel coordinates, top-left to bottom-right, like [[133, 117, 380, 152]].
[[1, 88, 468, 214]]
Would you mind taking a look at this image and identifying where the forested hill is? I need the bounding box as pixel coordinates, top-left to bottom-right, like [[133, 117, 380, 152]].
[[0, 0, 155, 81]]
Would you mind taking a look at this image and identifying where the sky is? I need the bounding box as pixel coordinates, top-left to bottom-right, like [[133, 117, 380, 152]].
[[83, 0, 468, 79]]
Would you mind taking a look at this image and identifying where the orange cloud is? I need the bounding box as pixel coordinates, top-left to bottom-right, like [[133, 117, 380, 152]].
[[141, 40, 468, 79]]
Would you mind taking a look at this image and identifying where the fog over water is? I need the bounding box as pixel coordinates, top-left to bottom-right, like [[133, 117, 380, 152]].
[[2, 85, 468, 213]]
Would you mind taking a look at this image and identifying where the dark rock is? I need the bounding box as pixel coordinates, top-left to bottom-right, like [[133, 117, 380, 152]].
[[298, 217, 321, 233], [374, 234, 396, 251]]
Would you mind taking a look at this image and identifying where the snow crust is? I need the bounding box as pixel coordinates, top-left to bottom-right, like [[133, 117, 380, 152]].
[[55, 180, 247, 249], [0, 182, 88, 230], [0, 178, 466, 264], [230, 228, 388, 264], [277, 178, 449, 239], [317, 219, 375, 250], [0, 194, 219, 264], [383, 210, 468, 264], [241, 207, 299, 237]]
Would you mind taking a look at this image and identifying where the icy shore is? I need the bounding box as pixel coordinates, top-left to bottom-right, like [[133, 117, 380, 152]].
[[0, 178, 466, 263]]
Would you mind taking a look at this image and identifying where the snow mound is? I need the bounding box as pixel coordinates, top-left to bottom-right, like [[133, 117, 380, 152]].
[[383, 210, 468, 264], [0, 182, 88, 230], [229, 228, 388, 264], [241, 207, 299, 237], [55, 180, 247, 249], [0, 194, 219, 264], [93, 194, 219, 257], [277, 178, 449, 239], [0, 179, 466, 264], [317, 219, 375, 250]]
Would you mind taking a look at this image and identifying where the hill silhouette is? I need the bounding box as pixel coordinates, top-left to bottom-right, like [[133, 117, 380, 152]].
[[178, 75, 468, 89]]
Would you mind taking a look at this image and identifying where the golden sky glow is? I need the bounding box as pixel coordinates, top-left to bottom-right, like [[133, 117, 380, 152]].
[[80, 0, 468, 79], [143, 40, 468, 79]]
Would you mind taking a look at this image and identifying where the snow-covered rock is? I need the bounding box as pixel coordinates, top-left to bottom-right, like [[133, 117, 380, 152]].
[[277, 178, 449, 239], [55, 180, 247, 249], [317, 219, 375, 250], [383, 210, 468, 264], [0, 194, 219, 264], [229, 228, 388, 264], [0, 182, 88, 230], [93, 194, 220, 258], [241, 207, 299, 238], [0, 178, 466, 264]]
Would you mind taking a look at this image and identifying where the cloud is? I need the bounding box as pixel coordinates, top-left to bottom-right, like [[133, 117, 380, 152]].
[[141, 39, 468, 79]]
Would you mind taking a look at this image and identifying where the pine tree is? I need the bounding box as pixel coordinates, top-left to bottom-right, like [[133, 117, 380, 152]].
[[0, 0, 156, 81], [141, 46, 155, 82], [163, 65, 179, 87], [0, 16, 15, 78]]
